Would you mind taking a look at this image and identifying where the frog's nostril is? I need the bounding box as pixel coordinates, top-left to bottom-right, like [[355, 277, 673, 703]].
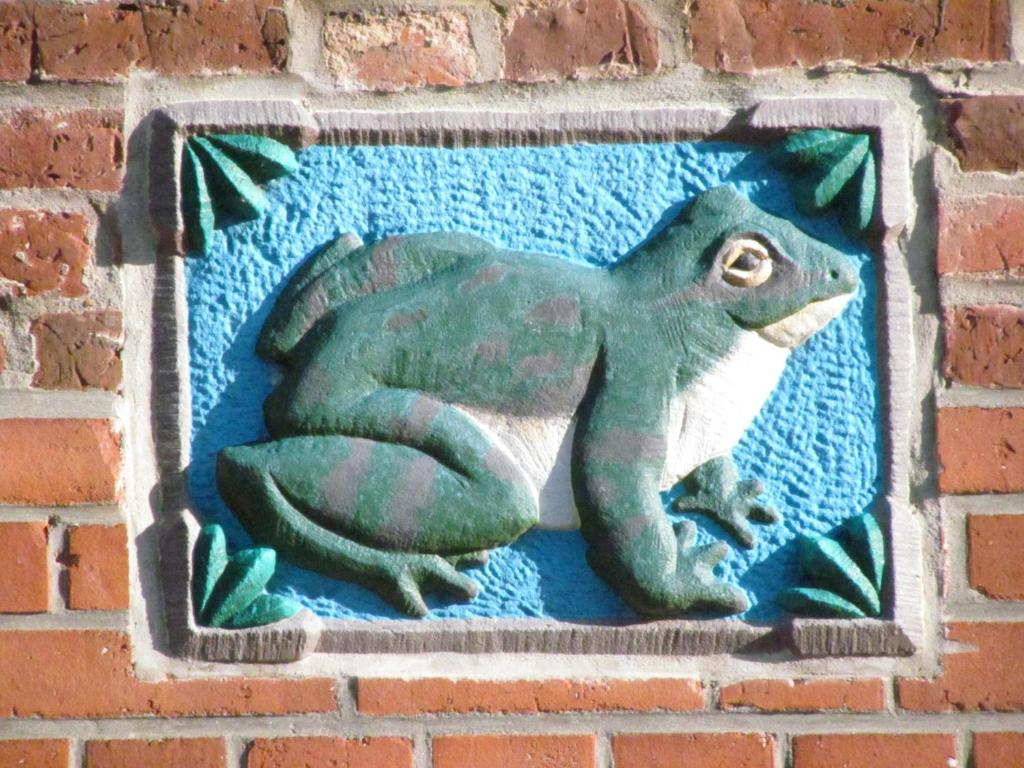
[[830, 269, 840, 280]]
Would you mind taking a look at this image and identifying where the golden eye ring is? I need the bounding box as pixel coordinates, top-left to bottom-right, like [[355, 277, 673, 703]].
[[721, 237, 773, 288]]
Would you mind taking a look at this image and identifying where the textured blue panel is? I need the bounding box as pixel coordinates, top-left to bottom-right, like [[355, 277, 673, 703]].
[[186, 141, 881, 623]]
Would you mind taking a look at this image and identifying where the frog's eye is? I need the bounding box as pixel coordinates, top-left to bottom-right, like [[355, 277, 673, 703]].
[[721, 237, 773, 288]]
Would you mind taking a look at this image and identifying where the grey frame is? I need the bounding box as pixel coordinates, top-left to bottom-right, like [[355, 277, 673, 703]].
[[149, 99, 921, 662]]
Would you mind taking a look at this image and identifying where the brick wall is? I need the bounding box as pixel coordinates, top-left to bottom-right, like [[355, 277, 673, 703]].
[[0, 2, 1022, 767]]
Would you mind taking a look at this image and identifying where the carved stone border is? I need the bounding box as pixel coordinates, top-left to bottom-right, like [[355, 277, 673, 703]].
[[149, 100, 921, 662]]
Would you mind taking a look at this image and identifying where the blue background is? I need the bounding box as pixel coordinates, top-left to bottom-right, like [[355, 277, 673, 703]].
[[186, 141, 882, 623]]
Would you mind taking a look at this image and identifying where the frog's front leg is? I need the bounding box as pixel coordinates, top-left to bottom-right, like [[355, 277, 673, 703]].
[[572, 365, 747, 616], [673, 455, 779, 549]]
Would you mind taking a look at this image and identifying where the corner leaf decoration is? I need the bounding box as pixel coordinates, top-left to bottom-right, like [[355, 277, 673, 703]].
[[778, 512, 886, 619], [181, 134, 299, 256], [771, 129, 877, 236], [193, 523, 302, 629]]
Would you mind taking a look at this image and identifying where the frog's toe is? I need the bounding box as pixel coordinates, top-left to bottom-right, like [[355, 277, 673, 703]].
[[388, 572, 430, 617], [749, 503, 778, 524], [447, 550, 489, 568], [701, 581, 749, 614], [727, 516, 757, 549], [737, 479, 764, 498], [422, 558, 480, 601], [414, 555, 481, 602]]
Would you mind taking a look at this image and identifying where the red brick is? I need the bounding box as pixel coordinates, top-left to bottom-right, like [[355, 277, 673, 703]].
[[31, 311, 123, 392], [0, 523, 48, 614], [0, 419, 120, 505], [973, 732, 1024, 768], [86, 738, 226, 768], [945, 97, 1024, 172], [899, 623, 1024, 711], [0, 2, 32, 81], [0, 110, 123, 192], [792, 734, 955, 768], [944, 306, 1024, 387], [432, 735, 595, 768], [66, 524, 128, 611], [0, 739, 69, 768], [503, 0, 659, 82], [938, 195, 1024, 275], [937, 408, 1024, 494], [323, 11, 478, 91], [358, 677, 704, 715], [141, 0, 285, 76], [968, 515, 1024, 599], [718, 678, 885, 712], [35, 3, 149, 81], [612, 733, 775, 768], [691, 0, 1010, 73], [0, 210, 91, 297], [0, 630, 335, 718], [247, 737, 413, 768]]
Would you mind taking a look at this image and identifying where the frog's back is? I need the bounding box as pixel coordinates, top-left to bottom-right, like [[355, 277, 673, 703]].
[[258, 231, 500, 362]]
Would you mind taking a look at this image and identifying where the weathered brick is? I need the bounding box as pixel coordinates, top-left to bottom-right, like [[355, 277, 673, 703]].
[[0, 739, 69, 768], [142, 0, 285, 76], [35, 3, 149, 81], [0, 210, 91, 297], [261, 6, 290, 69], [793, 734, 955, 768], [0, 2, 32, 81], [936, 408, 1024, 494], [86, 738, 226, 768], [31, 311, 123, 392], [945, 97, 1024, 172], [66, 524, 128, 611], [248, 737, 413, 768], [0, 110, 123, 191], [0, 523, 48, 614], [973, 732, 1024, 768], [968, 515, 1024, 600], [433, 735, 596, 768], [0, 336, 5, 373], [937, 196, 1024, 275], [503, 0, 659, 82], [943, 306, 1024, 387], [323, 11, 479, 91], [0, 419, 120, 505], [691, 0, 1010, 73], [358, 677, 704, 715], [718, 678, 885, 712], [0, 630, 335, 718], [612, 733, 775, 768], [899, 623, 1024, 711]]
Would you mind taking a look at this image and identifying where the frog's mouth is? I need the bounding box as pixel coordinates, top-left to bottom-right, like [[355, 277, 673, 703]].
[[754, 291, 855, 348]]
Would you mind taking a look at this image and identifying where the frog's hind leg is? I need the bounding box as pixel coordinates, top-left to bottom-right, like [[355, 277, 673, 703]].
[[217, 391, 538, 616]]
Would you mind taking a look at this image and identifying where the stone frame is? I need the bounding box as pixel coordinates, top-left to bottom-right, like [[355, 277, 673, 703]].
[[147, 99, 922, 663]]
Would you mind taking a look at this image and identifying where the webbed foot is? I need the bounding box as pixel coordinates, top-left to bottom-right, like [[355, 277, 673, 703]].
[[379, 553, 481, 617], [674, 456, 779, 548], [667, 520, 748, 613]]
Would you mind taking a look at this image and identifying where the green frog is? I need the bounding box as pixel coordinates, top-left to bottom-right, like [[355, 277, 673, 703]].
[[216, 186, 858, 617]]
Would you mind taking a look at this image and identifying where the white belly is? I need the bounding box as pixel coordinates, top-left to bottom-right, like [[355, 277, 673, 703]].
[[459, 331, 790, 530], [661, 330, 790, 486]]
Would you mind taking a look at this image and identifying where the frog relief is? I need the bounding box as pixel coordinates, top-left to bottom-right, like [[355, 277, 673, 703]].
[[215, 186, 859, 617]]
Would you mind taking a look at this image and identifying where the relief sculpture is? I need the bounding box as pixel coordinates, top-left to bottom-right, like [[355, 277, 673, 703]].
[[214, 185, 859, 617]]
